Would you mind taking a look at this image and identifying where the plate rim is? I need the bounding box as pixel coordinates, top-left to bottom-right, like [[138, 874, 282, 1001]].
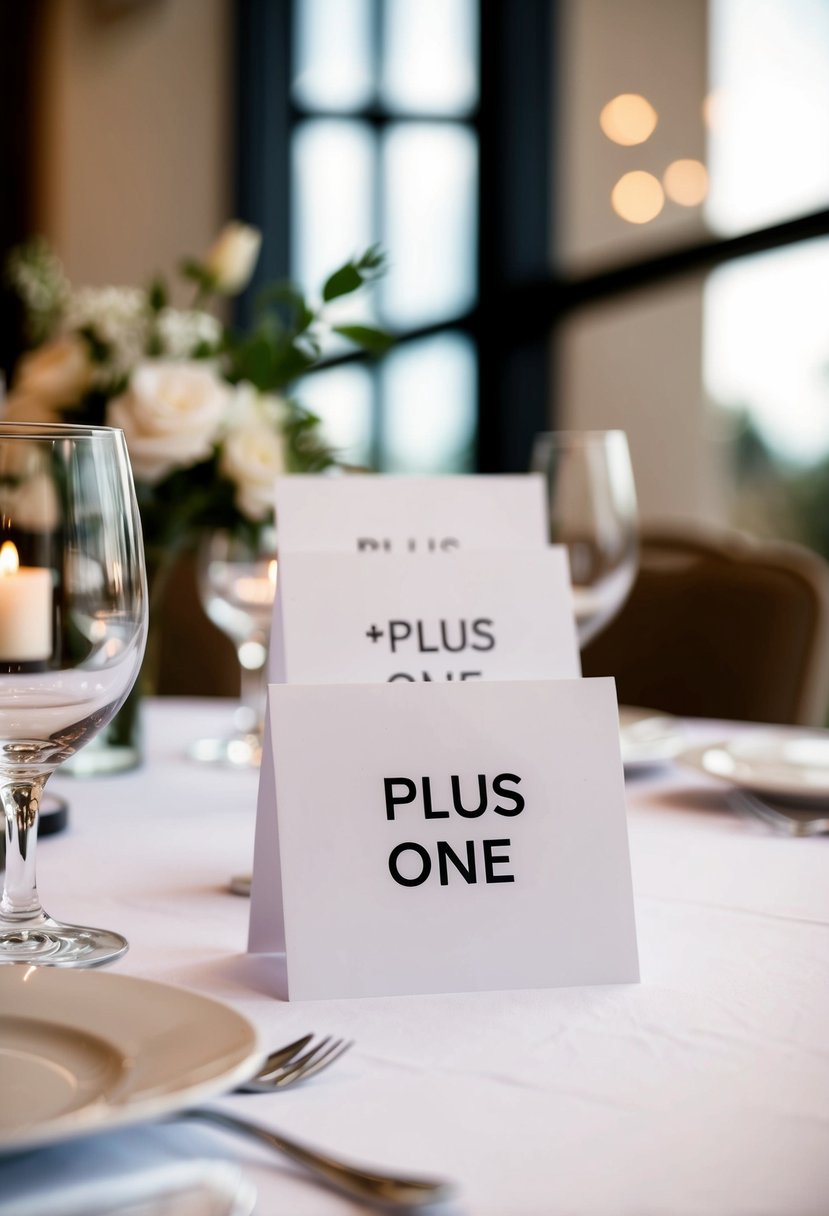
[[0, 966, 263, 1154], [678, 734, 829, 801]]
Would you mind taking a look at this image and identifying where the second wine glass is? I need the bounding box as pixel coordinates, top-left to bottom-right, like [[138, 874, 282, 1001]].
[[531, 430, 638, 646], [190, 528, 277, 768]]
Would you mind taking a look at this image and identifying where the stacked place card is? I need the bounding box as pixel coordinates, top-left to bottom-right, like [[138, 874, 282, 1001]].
[[249, 474, 638, 999]]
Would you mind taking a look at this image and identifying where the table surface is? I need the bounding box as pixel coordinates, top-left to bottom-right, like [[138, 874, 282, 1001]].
[[2, 698, 828, 1216]]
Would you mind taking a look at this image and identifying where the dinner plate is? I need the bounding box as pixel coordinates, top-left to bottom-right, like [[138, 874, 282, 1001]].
[[0, 967, 262, 1155], [619, 706, 686, 770], [679, 729, 829, 802]]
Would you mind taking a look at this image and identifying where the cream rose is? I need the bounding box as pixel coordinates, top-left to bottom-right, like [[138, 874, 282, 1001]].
[[106, 360, 230, 483], [220, 393, 286, 518], [203, 222, 262, 294], [14, 336, 91, 406]]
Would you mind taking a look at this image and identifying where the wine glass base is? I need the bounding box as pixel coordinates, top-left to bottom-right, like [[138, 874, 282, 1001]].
[[187, 733, 262, 769], [0, 919, 128, 968]]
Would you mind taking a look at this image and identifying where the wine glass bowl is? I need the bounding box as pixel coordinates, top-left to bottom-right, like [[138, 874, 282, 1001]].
[[191, 527, 277, 767], [0, 422, 147, 966], [531, 431, 638, 646]]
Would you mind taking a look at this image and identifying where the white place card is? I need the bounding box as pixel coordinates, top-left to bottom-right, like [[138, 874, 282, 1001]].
[[271, 549, 580, 684], [274, 474, 548, 554], [248, 679, 639, 1000]]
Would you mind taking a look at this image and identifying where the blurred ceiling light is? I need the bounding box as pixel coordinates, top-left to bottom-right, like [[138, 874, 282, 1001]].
[[663, 158, 709, 206], [599, 93, 658, 145], [611, 171, 664, 224]]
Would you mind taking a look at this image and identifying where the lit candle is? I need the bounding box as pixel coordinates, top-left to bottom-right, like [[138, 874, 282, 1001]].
[[0, 541, 53, 661]]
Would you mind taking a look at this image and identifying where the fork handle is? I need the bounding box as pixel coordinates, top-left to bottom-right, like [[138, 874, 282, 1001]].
[[181, 1108, 454, 1210]]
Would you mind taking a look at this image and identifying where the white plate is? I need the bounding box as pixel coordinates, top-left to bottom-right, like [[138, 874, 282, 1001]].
[[679, 729, 829, 801], [619, 706, 685, 770], [0, 967, 262, 1155]]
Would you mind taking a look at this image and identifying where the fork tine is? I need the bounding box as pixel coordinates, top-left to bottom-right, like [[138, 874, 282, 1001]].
[[256, 1035, 333, 1081], [259, 1033, 314, 1074], [273, 1038, 353, 1088]]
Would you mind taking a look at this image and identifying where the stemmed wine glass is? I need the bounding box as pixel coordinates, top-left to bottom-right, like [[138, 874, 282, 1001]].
[[190, 527, 277, 768], [531, 431, 638, 645], [0, 422, 147, 966]]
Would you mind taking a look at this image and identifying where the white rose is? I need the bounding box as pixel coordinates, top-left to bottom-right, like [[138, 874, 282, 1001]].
[[220, 422, 287, 521], [106, 360, 230, 483], [14, 336, 91, 405], [203, 222, 262, 294]]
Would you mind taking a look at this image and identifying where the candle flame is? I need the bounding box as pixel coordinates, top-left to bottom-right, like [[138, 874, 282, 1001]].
[[268, 559, 277, 585], [0, 541, 19, 577]]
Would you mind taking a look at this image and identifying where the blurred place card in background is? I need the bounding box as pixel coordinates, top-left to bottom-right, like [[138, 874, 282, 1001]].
[[249, 679, 638, 1000], [274, 474, 548, 554], [270, 549, 580, 684]]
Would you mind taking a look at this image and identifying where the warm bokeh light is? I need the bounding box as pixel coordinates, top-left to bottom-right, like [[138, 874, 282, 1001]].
[[663, 159, 709, 206], [599, 94, 658, 146], [611, 171, 664, 224], [702, 89, 723, 131]]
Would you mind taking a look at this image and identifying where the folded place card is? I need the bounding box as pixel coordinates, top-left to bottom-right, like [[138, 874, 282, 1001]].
[[249, 679, 639, 1000], [271, 549, 580, 684], [274, 474, 548, 554]]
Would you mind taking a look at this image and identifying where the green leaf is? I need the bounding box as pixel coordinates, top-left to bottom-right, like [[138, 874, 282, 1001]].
[[180, 258, 216, 293], [148, 277, 168, 313], [322, 262, 363, 302], [332, 324, 394, 355]]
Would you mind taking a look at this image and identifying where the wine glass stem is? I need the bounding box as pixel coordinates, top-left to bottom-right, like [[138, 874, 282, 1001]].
[[237, 650, 267, 736], [1, 778, 46, 922]]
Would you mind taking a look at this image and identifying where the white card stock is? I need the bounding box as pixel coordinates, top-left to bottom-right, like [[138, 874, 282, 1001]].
[[271, 549, 580, 684], [248, 679, 639, 1000], [274, 474, 548, 553]]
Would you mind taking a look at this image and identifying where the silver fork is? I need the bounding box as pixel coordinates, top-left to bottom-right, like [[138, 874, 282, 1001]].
[[729, 789, 829, 836], [181, 1108, 455, 1210], [237, 1033, 353, 1093]]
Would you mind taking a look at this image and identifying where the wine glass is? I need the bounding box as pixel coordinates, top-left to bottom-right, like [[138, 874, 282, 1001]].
[[530, 430, 638, 645], [190, 527, 277, 768], [0, 422, 147, 966]]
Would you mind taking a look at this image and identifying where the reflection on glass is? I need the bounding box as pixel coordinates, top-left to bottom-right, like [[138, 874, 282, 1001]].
[[381, 334, 476, 472], [293, 0, 374, 111], [297, 364, 375, 468], [381, 0, 478, 115], [708, 0, 829, 234], [292, 120, 376, 331], [382, 124, 477, 327]]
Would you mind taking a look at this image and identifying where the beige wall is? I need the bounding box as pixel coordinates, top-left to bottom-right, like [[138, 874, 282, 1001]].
[[37, 0, 232, 296]]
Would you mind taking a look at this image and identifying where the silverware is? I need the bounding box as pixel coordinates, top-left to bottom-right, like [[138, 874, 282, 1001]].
[[181, 1108, 455, 1210], [236, 1033, 352, 1093], [729, 789, 829, 836]]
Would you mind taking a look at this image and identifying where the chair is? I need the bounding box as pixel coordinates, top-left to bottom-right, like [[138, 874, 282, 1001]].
[[581, 525, 829, 726]]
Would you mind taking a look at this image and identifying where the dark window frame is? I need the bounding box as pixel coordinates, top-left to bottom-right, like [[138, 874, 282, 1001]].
[[234, 0, 829, 474]]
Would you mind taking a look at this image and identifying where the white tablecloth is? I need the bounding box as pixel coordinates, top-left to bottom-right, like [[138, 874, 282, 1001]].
[[2, 699, 828, 1215]]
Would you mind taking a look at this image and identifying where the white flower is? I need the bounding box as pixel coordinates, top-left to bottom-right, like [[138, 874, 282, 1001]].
[[204, 222, 262, 294], [156, 308, 222, 359], [220, 384, 288, 520], [13, 336, 91, 406], [106, 360, 230, 483], [65, 286, 149, 385]]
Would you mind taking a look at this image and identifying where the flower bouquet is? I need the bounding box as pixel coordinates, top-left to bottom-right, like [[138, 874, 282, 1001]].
[[3, 224, 389, 766]]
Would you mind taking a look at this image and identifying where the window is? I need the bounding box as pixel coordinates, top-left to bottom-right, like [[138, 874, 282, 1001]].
[[235, 0, 553, 476]]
